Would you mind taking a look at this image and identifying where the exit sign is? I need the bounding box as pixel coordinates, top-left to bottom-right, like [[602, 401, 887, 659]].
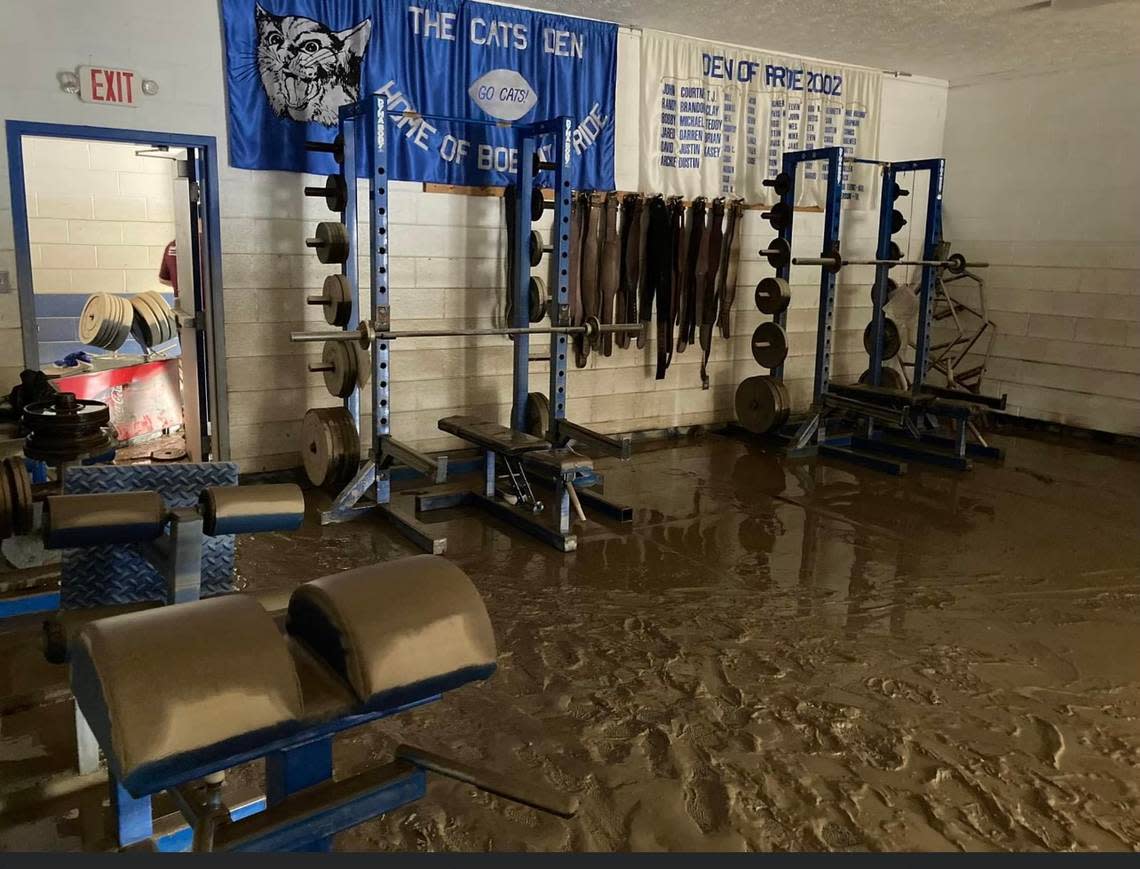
[[78, 66, 139, 107]]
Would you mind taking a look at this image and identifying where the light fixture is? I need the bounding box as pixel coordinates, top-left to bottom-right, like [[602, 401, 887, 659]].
[[142, 79, 159, 96], [58, 71, 79, 94]]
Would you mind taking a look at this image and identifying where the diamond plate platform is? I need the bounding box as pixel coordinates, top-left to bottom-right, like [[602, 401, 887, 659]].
[[60, 462, 240, 609]]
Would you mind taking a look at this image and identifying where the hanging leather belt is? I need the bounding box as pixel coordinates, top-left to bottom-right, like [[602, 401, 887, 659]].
[[634, 195, 651, 350], [716, 199, 743, 340], [676, 198, 705, 354], [576, 195, 602, 367], [645, 197, 675, 380], [697, 198, 725, 389], [598, 193, 621, 356], [568, 191, 585, 331], [617, 194, 643, 351]]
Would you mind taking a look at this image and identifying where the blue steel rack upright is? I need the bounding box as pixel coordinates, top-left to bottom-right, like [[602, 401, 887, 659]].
[[316, 96, 448, 551]]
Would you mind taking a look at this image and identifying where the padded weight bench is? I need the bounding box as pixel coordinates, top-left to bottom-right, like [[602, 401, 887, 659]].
[[69, 555, 575, 851], [421, 416, 615, 552]]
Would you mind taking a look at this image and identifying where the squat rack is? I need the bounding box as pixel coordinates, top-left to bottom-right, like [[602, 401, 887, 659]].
[[295, 97, 636, 552]]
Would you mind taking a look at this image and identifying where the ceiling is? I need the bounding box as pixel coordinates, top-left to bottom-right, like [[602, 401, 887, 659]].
[[520, 0, 1140, 83]]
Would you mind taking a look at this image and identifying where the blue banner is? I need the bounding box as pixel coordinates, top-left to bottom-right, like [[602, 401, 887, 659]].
[[222, 0, 617, 189]]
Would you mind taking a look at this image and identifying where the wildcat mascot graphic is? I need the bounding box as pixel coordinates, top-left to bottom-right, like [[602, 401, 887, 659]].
[[254, 3, 371, 126]]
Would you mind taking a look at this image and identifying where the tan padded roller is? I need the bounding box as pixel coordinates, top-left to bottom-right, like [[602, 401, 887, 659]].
[[44, 491, 166, 548], [70, 595, 303, 790], [286, 555, 497, 707]]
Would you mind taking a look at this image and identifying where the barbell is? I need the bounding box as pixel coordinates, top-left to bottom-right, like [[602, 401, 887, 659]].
[[791, 250, 988, 276], [291, 317, 646, 348]]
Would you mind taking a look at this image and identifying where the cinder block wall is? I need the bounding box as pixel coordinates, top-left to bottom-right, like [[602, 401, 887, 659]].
[[23, 137, 175, 297], [943, 60, 1140, 434], [0, 2, 946, 471]]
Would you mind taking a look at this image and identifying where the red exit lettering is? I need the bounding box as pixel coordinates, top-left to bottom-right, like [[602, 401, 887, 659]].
[[78, 66, 139, 107]]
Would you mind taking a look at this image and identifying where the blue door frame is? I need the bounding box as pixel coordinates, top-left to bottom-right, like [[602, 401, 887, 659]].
[[4, 121, 230, 460]]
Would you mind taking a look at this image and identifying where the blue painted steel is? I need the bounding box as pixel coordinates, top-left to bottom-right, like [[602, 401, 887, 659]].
[[267, 738, 335, 852], [113, 778, 154, 847], [154, 797, 267, 852], [813, 147, 844, 400], [226, 768, 426, 853], [868, 164, 896, 387], [912, 159, 946, 388], [340, 102, 361, 431], [5, 120, 229, 459], [549, 118, 573, 431], [0, 590, 60, 619], [510, 137, 537, 433], [371, 96, 392, 506]]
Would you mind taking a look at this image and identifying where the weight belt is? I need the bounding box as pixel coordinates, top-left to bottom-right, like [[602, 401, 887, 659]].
[[716, 199, 743, 340], [576, 195, 602, 367], [639, 196, 663, 355], [697, 198, 725, 389], [598, 193, 621, 356], [645, 197, 675, 380], [568, 192, 585, 331], [677, 198, 705, 353], [634, 195, 651, 350], [617, 194, 643, 350]]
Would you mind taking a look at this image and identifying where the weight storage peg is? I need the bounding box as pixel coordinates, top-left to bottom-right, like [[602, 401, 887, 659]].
[[304, 133, 345, 164], [762, 201, 792, 231], [890, 181, 909, 201], [759, 237, 791, 270], [306, 222, 350, 264], [304, 174, 348, 212], [763, 172, 792, 197]]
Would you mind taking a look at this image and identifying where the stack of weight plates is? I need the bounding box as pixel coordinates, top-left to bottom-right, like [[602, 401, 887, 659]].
[[734, 375, 791, 434], [299, 407, 361, 490], [78, 294, 134, 351], [130, 291, 179, 349]]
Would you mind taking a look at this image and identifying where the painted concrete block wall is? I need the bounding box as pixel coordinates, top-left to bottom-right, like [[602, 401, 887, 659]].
[[0, 1, 947, 472], [23, 137, 175, 297], [942, 59, 1140, 434]]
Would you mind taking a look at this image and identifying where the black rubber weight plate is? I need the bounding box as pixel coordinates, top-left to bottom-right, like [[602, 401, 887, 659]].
[[859, 367, 906, 391], [754, 277, 791, 315], [524, 392, 550, 438], [735, 376, 785, 434], [751, 322, 788, 369], [862, 318, 901, 360]]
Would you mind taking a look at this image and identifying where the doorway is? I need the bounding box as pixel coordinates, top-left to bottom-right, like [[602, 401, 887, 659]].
[[4, 122, 229, 461]]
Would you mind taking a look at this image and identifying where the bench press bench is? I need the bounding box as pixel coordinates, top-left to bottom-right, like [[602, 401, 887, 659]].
[[67, 555, 576, 851], [419, 416, 630, 552]]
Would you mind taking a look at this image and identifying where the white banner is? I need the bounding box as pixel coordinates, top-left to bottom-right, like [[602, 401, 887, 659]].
[[639, 30, 882, 208]]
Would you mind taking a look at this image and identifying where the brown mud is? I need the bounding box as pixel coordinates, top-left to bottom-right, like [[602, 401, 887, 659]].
[[2, 429, 1139, 851]]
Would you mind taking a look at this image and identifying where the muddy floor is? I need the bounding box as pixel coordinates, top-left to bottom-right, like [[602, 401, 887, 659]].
[[2, 429, 1139, 851]]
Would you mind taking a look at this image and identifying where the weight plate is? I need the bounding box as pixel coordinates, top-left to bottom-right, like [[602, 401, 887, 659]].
[[528, 230, 544, 267], [528, 276, 548, 324], [750, 322, 788, 369], [322, 274, 353, 327], [321, 174, 348, 212], [859, 367, 906, 391], [313, 222, 350, 264], [946, 252, 967, 275], [887, 241, 903, 263], [330, 407, 361, 490], [765, 201, 792, 231], [151, 447, 187, 462], [139, 292, 167, 344], [890, 209, 907, 234], [754, 277, 791, 315], [78, 295, 109, 346], [735, 375, 786, 434], [870, 277, 899, 305], [762, 237, 791, 270], [3, 457, 33, 535], [530, 187, 547, 222], [524, 392, 550, 438], [300, 408, 338, 487], [321, 341, 358, 398], [862, 317, 902, 360], [144, 292, 175, 344], [767, 172, 792, 196], [131, 294, 162, 348], [0, 464, 12, 540]]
